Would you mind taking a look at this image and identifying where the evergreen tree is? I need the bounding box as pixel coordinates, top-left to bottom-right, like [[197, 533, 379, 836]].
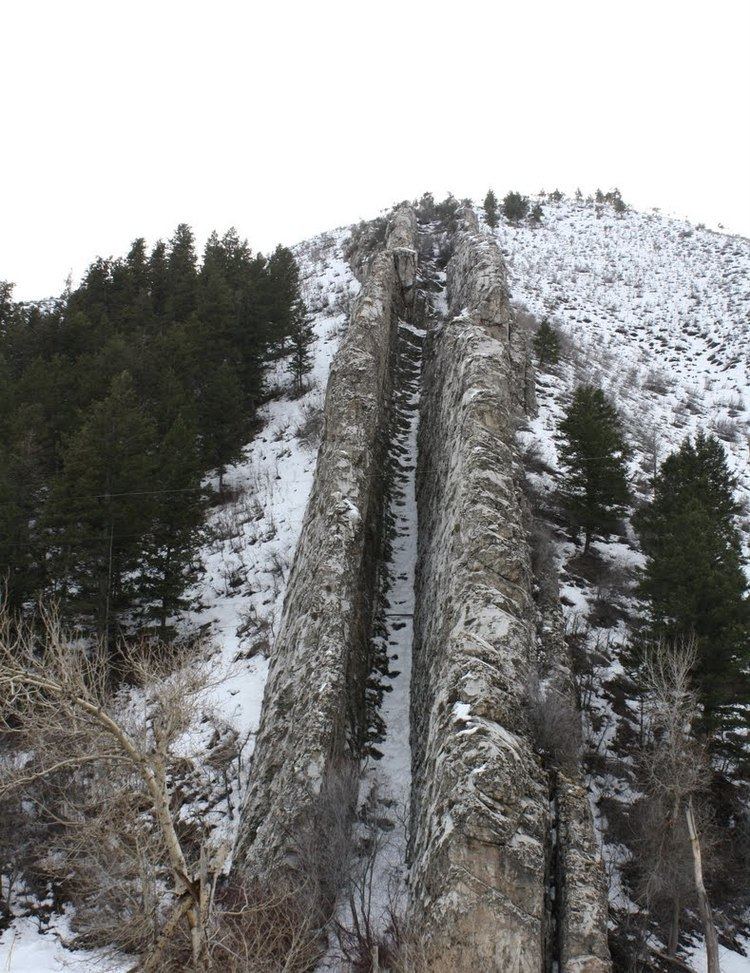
[[483, 189, 499, 229], [215, 227, 254, 293], [605, 188, 627, 213], [44, 372, 158, 642], [69, 257, 115, 333], [417, 192, 436, 221], [634, 432, 750, 732], [15, 353, 82, 464], [198, 361, 247, 491], [0, 447, 37, 610], [530, 202, 544, 224], [74, 335, 132, 416], [287, 301, 315, 396], [149, 240, 170, 324], [0, 221, 304, 639], [433, 193, 460, 231], [558, 384, 631, 552], [0, 446, 23, 595], [120, 237, 152, 331], [266, 245, 304, 353], [234, 252, 268, 408], [197, 237, 236, 360], [0, 351, 14, 435], [503, 191, 530, 222], [0, 406, 47, 608], [166, 224, 198, 323], [533, 318, 561, 367], [126, 237, 150, 294], [0, 280, 14, 329], [140, 413, 206, 634]]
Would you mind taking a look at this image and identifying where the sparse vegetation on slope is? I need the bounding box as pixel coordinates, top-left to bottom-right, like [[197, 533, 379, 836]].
[[507, 192, 750, 968]]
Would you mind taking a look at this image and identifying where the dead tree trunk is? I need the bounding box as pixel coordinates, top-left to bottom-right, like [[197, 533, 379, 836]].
[[685, 797, 720, 973]]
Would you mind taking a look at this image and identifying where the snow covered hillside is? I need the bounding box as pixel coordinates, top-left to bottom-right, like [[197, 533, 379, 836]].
[[498, 196, 750, 537], [500, 195, 750, 965], [0, 228, 360, 972], [181, 226, 361, 853]]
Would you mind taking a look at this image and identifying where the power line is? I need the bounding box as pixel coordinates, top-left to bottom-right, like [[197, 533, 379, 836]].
[[38, 531, 197, 546], [52, 485, 208, 503]]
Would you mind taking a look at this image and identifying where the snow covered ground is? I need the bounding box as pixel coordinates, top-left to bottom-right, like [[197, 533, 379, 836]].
[[688, 940, 750, 973], [0, 913, 124, 973]]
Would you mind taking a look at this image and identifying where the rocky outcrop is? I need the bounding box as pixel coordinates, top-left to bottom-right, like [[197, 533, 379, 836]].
[[237, 206, 418, 869], [409, 207, 610, 971], [557, 776, 612, 973], [409, 207, 549, 971], [236, 201, 610, 970]]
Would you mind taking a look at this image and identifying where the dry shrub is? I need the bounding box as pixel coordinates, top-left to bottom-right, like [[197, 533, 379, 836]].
[[1, 604, 433, 970], [334, 908, 432, 972], [525, 674, 583, 773], [330, 803, 431, 973], [643, 369, 671, 395], [529, 519, 559, 607], [629, 640, 721, 960], [160, 873, 322, 973], [344, 217, 389, 278], [588, 560, 632, 628], [292, 760, 359, 915], [0, 604, 238, 970], [295, 395, 325, 448], [514, 308, 539, 334], [710, 417, 739, 443]]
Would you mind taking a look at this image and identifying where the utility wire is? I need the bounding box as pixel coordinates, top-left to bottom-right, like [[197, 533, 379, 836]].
[[50, 485, 209, 503]]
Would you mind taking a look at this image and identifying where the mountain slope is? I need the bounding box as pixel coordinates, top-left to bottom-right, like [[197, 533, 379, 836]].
[[2, 196, 749, 971], [499, 194, 750, 967]]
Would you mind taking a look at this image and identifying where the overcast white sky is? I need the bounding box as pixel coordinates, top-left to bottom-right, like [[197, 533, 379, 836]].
[[3, 0, 749, 300]]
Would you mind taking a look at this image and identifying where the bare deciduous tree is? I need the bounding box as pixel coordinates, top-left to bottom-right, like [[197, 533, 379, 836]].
[[0, 603, 230, 971], [635, 638, 720, 972]]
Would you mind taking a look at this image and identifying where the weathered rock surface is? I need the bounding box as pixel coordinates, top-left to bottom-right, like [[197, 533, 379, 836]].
[[237, 202, 610, 970], [409, 207, 549, 971], [237, 205, 418, 869], [557, 775, 612, 973], [409, 206, 610, 971]]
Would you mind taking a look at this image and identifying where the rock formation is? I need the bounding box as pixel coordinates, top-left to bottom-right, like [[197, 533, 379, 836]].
[[557, 775, 612, 973], [237, 205, 418, 868], [237, 202, 610, 971], [409, 206, 550, 971]]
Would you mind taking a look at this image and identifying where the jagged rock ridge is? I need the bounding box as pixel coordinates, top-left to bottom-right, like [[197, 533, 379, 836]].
[[410, 206, 609, 970], [238, 206, 418, 867]]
